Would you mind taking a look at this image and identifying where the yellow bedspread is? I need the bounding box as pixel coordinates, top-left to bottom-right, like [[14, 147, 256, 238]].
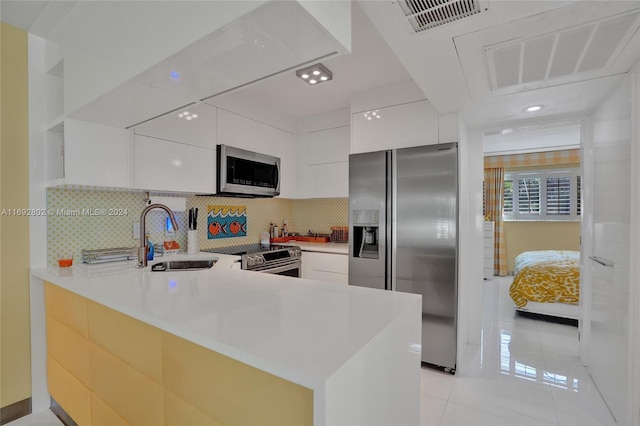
[[509, 250, 580, 308]]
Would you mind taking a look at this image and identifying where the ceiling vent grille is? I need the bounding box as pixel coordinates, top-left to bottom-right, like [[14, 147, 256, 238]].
[[485, 11, 640, 90], [398, 0, 484, 33]]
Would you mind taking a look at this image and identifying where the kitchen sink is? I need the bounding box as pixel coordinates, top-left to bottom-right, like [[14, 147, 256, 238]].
[[150, 259, 216, 272]]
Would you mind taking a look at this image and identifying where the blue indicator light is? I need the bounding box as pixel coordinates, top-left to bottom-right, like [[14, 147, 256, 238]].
[[169, 280, 177, 289], [170, 70, 180, 81]]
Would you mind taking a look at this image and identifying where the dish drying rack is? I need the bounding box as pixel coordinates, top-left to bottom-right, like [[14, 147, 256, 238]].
[[81, 246, 138, 264], [82, 245, 170, 264]]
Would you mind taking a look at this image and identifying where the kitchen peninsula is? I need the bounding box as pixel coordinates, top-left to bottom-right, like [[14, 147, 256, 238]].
[[31, 254, 421, 425]]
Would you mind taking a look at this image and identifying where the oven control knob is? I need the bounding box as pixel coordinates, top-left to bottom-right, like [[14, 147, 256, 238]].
[[289, 249, 301, 258], [247, 255, 264, 266]]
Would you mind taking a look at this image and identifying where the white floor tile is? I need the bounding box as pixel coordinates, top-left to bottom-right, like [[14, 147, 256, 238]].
[[5, 410, 62, 426], [439, 401, 530, 426], [552, 385, 616, 426], [449, 376, 558, 425], [538, 323, 579, 358], [421, 367, 455, 400], [541, 354, 591, 392], [419, 394, 447, 426]]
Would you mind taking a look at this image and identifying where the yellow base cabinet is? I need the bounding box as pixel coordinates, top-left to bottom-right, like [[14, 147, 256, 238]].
[[44, 282, 313, 426]]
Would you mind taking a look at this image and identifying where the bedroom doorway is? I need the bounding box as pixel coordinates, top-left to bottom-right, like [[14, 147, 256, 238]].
[[481, 121, 583, 319]]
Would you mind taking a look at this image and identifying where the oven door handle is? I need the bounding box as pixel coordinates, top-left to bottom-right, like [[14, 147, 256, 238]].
[[254, 262, 301, 275]]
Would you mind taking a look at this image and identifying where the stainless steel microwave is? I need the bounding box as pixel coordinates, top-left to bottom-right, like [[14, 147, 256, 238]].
[[217, 145, 280, 197]]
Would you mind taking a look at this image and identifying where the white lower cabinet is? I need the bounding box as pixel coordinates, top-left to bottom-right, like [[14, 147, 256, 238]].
[[133, 134, 215, 193], [301, 251, 349, 284]]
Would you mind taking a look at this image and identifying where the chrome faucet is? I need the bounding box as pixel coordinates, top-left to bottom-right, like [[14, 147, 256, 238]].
[[138, 203, 179, 267]]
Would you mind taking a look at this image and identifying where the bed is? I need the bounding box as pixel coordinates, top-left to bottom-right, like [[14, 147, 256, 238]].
[[509, 250, 581, 321]]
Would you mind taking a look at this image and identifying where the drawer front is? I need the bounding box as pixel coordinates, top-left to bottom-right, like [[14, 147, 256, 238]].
[[45, 282, 88, 337]]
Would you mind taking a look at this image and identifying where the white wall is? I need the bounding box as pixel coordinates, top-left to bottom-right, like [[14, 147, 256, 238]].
[[459, 125, 485, 352], [582, 72, 639, 425], [27, 33, 50, 413], [483, 122, 581, 155], [632, 71, 640, 426]]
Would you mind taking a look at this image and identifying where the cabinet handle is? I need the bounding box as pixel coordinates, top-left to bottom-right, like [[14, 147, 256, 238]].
[[589, 256, 614, 267]]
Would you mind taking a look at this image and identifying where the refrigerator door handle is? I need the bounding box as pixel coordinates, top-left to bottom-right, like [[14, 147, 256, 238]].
[[389, 150, 396, 291]]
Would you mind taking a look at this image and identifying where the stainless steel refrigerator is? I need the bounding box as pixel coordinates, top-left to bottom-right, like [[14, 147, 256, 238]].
[[348, 143, 458, 373]]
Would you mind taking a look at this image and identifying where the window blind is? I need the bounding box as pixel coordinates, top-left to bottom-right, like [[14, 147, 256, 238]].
[[502, 168, 581, 221]]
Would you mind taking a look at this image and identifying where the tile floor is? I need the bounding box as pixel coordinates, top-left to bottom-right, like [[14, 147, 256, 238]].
[[9, 277, 614, 426], [420, 276, 615, 426], [5, 409, 61, 426]]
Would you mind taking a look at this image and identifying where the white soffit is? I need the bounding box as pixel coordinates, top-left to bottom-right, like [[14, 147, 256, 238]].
[[483, 121, 581, 156], [485, 11, 640, 90], [455, 1, 640, 100]]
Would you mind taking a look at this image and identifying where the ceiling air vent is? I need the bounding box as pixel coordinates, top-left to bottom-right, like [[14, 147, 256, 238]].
[[485, 11, 640, 90], [398, 0, 485, 33]]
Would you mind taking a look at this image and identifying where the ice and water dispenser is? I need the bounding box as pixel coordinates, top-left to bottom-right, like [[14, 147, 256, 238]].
[[352, 210, 379, 259]]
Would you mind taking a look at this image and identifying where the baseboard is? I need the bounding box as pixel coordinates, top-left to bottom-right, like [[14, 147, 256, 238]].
[[0, 398, 31, 424], [50, 397, 77, 426]]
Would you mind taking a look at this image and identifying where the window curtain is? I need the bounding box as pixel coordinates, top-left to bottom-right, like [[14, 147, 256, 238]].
[[484, 168, 508, 276]]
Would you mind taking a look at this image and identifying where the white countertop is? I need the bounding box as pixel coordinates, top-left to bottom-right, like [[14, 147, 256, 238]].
[[31, 251, 419, 390], [280, 241, 348, 254]]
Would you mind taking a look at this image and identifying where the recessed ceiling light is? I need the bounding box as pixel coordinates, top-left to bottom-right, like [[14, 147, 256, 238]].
[[363, 110, 381, 121], [178, 110, 198, 121], [296, 63, 333, 86], [524, 105, 543, 112]]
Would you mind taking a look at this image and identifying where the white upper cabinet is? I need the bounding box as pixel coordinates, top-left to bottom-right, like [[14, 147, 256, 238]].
[[134, 103, 217, 149], [133, 134, 215, 193], [307, 126, 350, 165], [296, 110, 351, 199], [307, 163, 349, 198], [351, 100, 439, 153], [275, 129, 297, 199], [217, 109, 276, 156], [59, 119, 130, 188], [304, 125, 350, 198]]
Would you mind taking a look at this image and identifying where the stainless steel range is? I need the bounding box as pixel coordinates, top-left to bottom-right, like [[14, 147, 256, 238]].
[[202, 244, 301, 277]]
